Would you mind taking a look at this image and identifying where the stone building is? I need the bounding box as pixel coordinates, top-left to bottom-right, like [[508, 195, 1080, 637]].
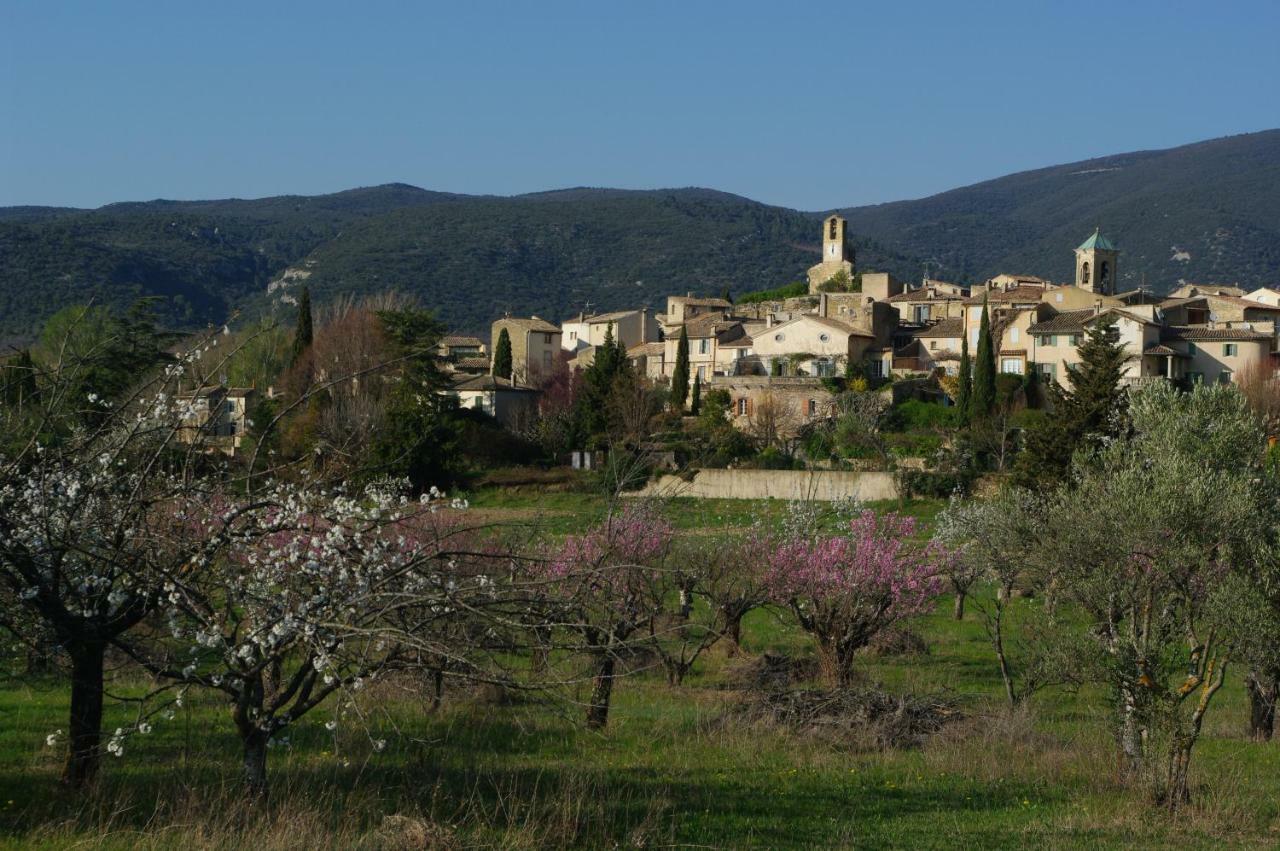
[[491, 316, 562, 384], [175, 385, 256, 455], [807, 215, 855, 293], [1075, 229, 1120, 294]]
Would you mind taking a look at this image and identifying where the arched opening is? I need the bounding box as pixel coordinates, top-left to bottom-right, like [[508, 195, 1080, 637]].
[[1081, 261, 1091, 285], [828, 218, 838, 240], [1100, 261, 1110, 288]]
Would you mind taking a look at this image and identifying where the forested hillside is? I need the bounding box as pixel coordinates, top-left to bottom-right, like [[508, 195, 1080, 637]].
[[3, 129, 1278, 341], [841, 129, 1280, 291]]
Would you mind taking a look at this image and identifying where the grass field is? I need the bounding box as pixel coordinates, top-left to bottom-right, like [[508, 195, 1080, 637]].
[[2, 490, 1278, 849]]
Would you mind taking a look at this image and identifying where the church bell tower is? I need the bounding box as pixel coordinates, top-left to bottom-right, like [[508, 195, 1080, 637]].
[[823, 214, 849, 263], [1075, 228, 1119, 295]]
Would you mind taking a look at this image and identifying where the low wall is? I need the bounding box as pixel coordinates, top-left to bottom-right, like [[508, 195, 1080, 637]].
[[628, 469, 899, 502]]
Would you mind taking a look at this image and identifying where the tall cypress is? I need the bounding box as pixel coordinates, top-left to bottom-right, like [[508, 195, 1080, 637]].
[[671, 326, 690, 410], [972, 295, 997, 419], [690, 373, 702, 415], [493, 328, 513, 380], [290, 286, 313, 367], [955, 333, 972, 423], [1014, 318, 1129, 488]]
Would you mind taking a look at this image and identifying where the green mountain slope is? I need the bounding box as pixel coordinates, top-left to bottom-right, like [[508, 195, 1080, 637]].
[[3, 129, 1278, 342], [0, 187, 913, 340], [839, 129, 1280, 292]]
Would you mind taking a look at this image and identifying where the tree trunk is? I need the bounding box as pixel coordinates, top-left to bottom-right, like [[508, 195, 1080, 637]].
[[61, 640, 105, 789], [722, 611, 742, 658], [1247, 672, 1277, 742], [241, 727, 270, 800], [585, 654, 616, 730], [816, 638, 855, 688], [953, 591, 966, 621], [234, 673, 270, 799], [427, 668, 444, 713]]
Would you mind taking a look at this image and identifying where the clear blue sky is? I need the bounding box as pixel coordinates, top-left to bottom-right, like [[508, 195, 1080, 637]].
[[3, 0, 1278, 211]]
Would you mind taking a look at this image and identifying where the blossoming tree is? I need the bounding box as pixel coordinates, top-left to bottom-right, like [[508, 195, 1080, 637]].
[[766, 509, 947, 687]]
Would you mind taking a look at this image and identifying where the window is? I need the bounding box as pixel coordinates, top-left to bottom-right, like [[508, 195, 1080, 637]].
[[1187, 343, 1197, 356], [819, 333, 830, 343], [696, 366, 705, 382], [1037, 362, 1057, 380], [736, 398, 748, 416], [808, 399, 818, 417], [1224, 343, 1238, 357], [1100, 261, 1110, 287], [1045, 334, 1057, 346], [1081, 261, 1091, 285], [1055, 293, 1064, 303], [913, 305, 929, 323], [699, 339, 709, 355], [543, 333, 553, 344], [867, 359, 884, 378], [1000, 358, 1023, 374], [930, 340, 938, 350], [1068, 334, 1081, 346], [1219, 370, 1233, 384], [774, 333, 785, 342], [569, 331, 577, 341], [1186, 372, 1204, 384]]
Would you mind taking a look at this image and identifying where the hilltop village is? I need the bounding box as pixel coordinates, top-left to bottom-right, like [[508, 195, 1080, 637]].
[[435, 215, 1280, 438]]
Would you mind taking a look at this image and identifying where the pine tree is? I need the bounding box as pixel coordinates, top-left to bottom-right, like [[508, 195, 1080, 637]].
[[671, 326, 690, 410], [290, 286, 313, 367], [690, 373, 702, 415], [1013, 318, 1129, 488], [493, 328, 513, 380], [972, 296, 997, 419], [955, 333, 972, 423]]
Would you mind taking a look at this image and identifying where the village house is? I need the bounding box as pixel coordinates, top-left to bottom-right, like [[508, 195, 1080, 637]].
[[490, 316, 562, 384], [561, 308, 658, 354], [750, 314, 875, 377], [445, 374, 540, 428], [176, 385, 256, 454]]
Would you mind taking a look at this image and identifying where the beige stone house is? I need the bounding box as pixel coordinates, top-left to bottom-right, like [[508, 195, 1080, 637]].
[[561, 308, 658, 354], [661, 294, 732, 334], [1161, 327, 1274, 385], [1026, 308, 1161, 384], [176, 385, 256, 454], [885, 284, 967, 324], [491, 316, 562, 384], [1159, 293, 1280, 327], [1244, 287, 1280, 307], [710, 375, 839, 439], [445, 374, 539, 428], [895, 317, 964, 375], [750, 315, 875, 377], [437, 335, 486, 360]]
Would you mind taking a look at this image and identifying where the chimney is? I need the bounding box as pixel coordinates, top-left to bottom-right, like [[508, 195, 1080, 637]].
[[766, 314, 775, 328], [687, 291, 694, 298]]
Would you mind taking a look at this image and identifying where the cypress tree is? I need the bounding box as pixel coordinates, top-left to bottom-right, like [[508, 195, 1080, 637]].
[[721, 287, 733, 304], [290, 286, 313, 367], [671, 326, 690, 410], [972, 296, 997, 419], [493, 328, 513, 380], [1, 349, 37, 408], [690, 373, 702, 415], [955, 333, 972, 423]]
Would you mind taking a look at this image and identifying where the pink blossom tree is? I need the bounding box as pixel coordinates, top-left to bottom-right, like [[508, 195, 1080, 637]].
[[766, 510, 947, 687], [538, 502, 674, 729]]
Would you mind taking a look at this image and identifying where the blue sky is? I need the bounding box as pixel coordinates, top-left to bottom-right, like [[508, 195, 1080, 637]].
[[3, 0, 1278, 210]]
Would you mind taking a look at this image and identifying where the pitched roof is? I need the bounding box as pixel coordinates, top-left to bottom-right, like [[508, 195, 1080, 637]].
[[682, 314, 740, 337], [453, 357, 490, 370], [1027, 309, 1094, 334], [1142, 344, 1184, 357], [886, 288, 963, 303], [627, 342, 664, 357], [441, 335, 484, 347], [964, 286, 1047, 305], [669, 296, 731, 308], [1077, 229, 1117, 252], [1163, 326, 1274, 342], [585, 309, 642, 324], [451, 374, 538, 392], [496, 316, 560, 334], [913, 317, 964, 338]]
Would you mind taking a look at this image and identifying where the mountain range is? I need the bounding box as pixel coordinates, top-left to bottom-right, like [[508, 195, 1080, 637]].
[[2, 129, 1278, 343]]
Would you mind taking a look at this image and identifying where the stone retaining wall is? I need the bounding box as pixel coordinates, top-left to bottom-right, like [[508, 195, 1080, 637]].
[[627, 469, 899, 502]]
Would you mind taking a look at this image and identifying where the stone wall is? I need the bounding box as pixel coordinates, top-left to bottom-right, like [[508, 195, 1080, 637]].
[[627, 469, 899, 502]]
